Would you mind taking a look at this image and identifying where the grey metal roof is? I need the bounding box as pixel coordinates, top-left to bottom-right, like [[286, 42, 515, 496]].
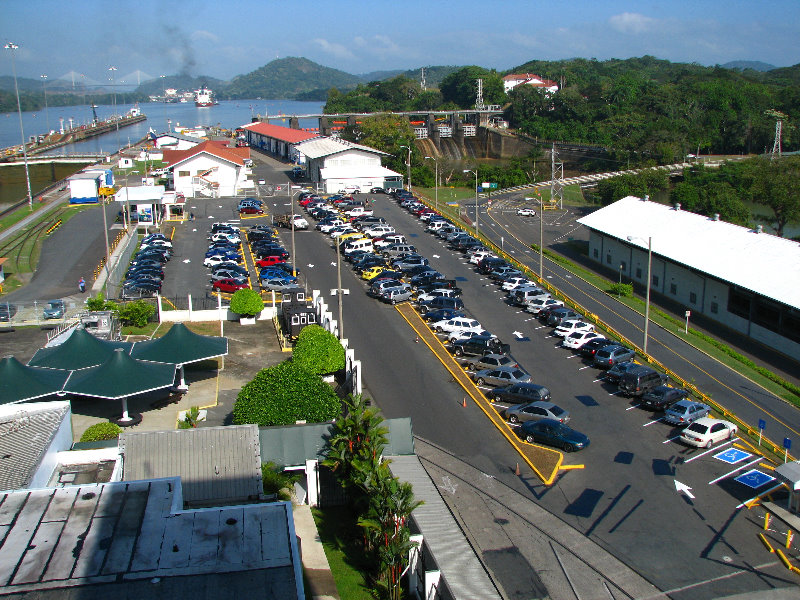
[[0, 479, 302, 597], [120, 425, 263, 506], [0, 403, 70, 490], [776, 461, 800, 490], [388, 454, 502, 599], [294, 136, 389, 160], [259, 417, 415, 468], [577, 196, 800, 309]]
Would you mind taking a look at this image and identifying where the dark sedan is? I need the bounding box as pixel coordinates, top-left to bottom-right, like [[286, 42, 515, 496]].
[[640, 386, 690, 411], [519, 419, 590, 452]]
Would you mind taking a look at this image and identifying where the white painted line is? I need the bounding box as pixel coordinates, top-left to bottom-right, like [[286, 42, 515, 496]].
[[578, 365, 593, 370], [592, 378, 605, 383], [643, 417, 665, 427], [566, 354, 580, 359], [735, 483, 786, 509], [683, 440, 733, 463], [663, 435, 683, 444], [625, 403, 641, 410], [708, 458, 763, 485]]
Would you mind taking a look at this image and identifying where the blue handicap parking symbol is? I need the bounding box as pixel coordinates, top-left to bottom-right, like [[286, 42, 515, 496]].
[[714, 448, 751, 464], [734, 469, 775, 489]]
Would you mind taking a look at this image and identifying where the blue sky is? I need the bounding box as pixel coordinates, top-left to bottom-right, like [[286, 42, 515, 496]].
[[2, 0, 798, 85]]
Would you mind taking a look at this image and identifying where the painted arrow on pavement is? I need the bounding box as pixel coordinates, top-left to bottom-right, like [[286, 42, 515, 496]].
[[674, 480, 695, 499], [513, 331, 524, 339]]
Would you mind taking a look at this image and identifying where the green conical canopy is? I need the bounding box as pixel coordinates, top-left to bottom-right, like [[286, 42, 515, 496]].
[[62, 349, 176, 400], [0, 357, 70, 405], [130, 322, 227, 365], [28, 328, 132, 371]]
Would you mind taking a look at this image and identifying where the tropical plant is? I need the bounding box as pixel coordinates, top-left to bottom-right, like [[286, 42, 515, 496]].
[[261, 461, 302, 501], [232, 359, 340, 426], [117, 299, 155, 327], [177, 406, 201, 429], [230, 288, 264, 317], [79, 422, 123, 442], [292, 324, 345, 375]]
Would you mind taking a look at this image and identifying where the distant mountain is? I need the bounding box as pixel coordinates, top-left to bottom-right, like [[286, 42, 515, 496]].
[[222, 57, 361, 100], [721, 60, 776, 72], [358, 69, 405, 82]]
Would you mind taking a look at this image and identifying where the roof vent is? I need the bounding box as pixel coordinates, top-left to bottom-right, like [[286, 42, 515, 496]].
[[673, 203, 681, 211], [713, 213, 720, 221], [756, 225, 763, 234]]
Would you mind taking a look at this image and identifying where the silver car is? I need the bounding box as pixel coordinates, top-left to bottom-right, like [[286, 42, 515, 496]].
[[472, 366, 532, 387], [504, 401, 570, 424], [467, 353, 517, 372], [664, 400, 710, 426]]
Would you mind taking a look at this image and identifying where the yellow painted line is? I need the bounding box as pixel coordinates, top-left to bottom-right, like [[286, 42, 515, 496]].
[[394, 304, 564, 485], [559, 464, 585, 470], [760, 463, 776, 471], [776, 549, 794, 571], [758, 533, 775, 553]]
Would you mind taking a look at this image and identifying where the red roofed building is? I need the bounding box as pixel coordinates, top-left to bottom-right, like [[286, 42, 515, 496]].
[[242, 122, 318, 163], [162, 140, 252, 198], [503, 73, 559, 95]]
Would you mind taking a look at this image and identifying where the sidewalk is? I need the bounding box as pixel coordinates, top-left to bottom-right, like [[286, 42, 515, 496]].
[[294, 505, 340, 600]]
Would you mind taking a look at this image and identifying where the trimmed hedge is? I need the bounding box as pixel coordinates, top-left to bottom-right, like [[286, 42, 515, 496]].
[[232, 359, 340, 426], [292, 324, 345, 375], [230, 288, 264, 317], [80, 422, 123, 442]]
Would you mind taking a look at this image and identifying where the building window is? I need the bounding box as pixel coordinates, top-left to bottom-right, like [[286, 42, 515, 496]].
[[606, 253, 612, 265], [593, 248, 598, 259], [178, 170, 189, 177], [670, 283, 677, 295], [652, 275, 659, 287], [727, 288, 752, 320], [782, 311, 800, 343], [752, 298, 780, 333], [689, 292, 697, 304], [636, 268, 642, 279], [710, 302, 718, 314]]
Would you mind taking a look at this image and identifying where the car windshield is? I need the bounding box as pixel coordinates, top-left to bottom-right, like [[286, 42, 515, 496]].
[[510, 370, 526, 379], [550, 406, 565, 416], [686, 422, 709, 434]]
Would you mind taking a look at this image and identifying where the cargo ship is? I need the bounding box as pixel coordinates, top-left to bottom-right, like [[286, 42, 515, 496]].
[[194, 86, 214, 107]]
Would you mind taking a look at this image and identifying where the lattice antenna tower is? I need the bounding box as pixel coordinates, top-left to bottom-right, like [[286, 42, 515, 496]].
[[475, 79, 485, 111], [766, 109, 788, 160], [550, 143, 564, 209], [420, 67, 426, 91]]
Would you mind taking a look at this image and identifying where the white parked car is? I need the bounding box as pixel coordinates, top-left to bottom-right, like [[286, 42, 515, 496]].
[[517, 207, 536, 216], [469, 250, 496, 265], [525, 297, 564, 314], [363, 225, 396, 238], [681, 418, 738, 448], [329, 227, 358, 238], [204, 256, 239, 268], [448, 329, 496, 343], [210, 232, 241, 244], [318, 221, 345, 233], [374, 234, 406, 249], [562, 330, 605, 350], [431, 317, 484, 335], [554, 319, 595, 338], [416, 289, 459, 303], [502, 277, 534, 292]]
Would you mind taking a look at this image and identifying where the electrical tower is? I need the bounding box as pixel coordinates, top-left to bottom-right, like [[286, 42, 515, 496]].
[[475, 79, 485, 111], [766, 109, 788, 160], [549, 143, 564, 209], [420, 67, 426, 91]]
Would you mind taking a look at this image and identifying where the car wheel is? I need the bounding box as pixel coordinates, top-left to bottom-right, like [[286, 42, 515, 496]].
[[563, 442, 574, 452], [509, 415, 519, 423], [454, 347, 463, 357], [476, 378, 485, 386], [435, 326, 444, 333], [705, 439, 713, 449], [525, 435, 535, 443], [728, 429, 734, 440]]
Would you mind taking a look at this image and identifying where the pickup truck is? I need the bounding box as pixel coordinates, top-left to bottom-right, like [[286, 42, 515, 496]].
[[274, 213, 309, 230], [448, 335, 511, 357], [345, 206, 373, 218]]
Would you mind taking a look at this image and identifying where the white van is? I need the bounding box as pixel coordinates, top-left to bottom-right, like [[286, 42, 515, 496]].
[[427, 220, 447, 232], [343, 238, 374, 256]]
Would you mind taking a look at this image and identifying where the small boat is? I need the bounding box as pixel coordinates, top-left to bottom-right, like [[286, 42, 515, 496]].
[[195, 86, 214, 108]]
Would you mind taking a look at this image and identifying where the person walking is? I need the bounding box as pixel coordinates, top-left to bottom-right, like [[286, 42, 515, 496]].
[[78, 277, 86, 293]]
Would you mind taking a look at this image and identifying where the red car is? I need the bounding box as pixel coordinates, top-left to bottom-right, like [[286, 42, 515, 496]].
[[240, 206, 264, 215], [213, 278, 250, 293], [255, 255, 286, 267]]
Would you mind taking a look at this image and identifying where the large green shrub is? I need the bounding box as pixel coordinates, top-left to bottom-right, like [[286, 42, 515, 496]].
[[80, 422, 123, 442], [117, 300, 155, 327], [233, 359, 340, 426], [292, 324, 345, 375], [230, 288, 264, 317]]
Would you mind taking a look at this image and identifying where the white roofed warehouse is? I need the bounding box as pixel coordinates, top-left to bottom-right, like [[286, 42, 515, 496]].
[[576, 196, 800, 359]]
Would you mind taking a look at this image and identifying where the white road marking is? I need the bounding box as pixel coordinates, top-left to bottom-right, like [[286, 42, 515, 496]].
[[663, 435, 683, 444], [566, 354, 581, 359], [708, 458, 763, 485], [674, 480, 695, 499], [578, 365, 593, 370], [625, 402, 641, 410], [307, 264, 314, 268], [182, 259, 191, 263], [643, 417, 665, 427], [683, 440, 733, 463]]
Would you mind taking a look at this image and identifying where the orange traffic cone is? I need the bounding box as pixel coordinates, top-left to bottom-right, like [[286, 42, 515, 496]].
[[462, 397, 467, 407], [515, 463, 521, 476]]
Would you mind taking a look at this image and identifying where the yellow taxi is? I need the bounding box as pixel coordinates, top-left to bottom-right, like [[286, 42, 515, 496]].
[[361, 266, 389, 281]]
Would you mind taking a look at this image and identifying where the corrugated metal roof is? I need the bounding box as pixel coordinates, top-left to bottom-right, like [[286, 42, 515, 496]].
[[388, 455, 501, 599], [243, 122, 318, 144], [577, 196, 800, 309], [320, 165, 402, 179], [0, 402, 70, 490], [121, 425, 263, 506], [294, 137, 389, 160]]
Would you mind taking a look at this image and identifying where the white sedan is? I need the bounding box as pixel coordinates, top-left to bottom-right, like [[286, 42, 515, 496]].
[[502, 277, 534, 292], [204, 256, 239, 268], [554, 319, 595, 337], [447, 329, 496, 343], [562, 330, 605, 350], [517, 207, 536, 217], [525, 297, 563, 314], [681, 418, 738, 448], [432, 317, 484, 335]]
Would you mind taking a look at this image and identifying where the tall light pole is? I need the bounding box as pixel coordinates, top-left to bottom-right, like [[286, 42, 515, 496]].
[[40, 74, 50, 137], [160, 74, 168, 132], [527, 193, 544, 278], [5, 43, 33, 209], [463, 169, 479, 237], [424, 156, 438, 211], [109, 66, 120, 151], [627, 235, 653, 355], [399, 145, 412, 190]]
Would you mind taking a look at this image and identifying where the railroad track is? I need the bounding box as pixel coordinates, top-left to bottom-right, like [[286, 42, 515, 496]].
[[0, 207, 69, 276]]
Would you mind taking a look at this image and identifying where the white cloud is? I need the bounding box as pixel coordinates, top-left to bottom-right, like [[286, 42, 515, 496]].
[[608, 12, 656, 35], [311, 38, 355, 61]]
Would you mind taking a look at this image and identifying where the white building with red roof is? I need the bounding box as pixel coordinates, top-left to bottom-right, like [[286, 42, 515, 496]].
[[503, 73, 559, 95], [242, 122, 318, 163], [162, 140, 251, 198]]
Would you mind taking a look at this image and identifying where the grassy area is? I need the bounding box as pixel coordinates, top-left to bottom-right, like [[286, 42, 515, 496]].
[[0, 201, 50, 233], [311, 506, 375, 600]]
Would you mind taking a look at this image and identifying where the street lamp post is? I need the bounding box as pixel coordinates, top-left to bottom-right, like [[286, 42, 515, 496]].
[[40, 74, 50, 137], [463, 169, 479, 237], [424, 156, 438, 211], [399, 145, 412, 190], [109, 66, 120, 151], [627, 235, 653, 355], [5, 43, 33, 209], [160, 74, 168, 132]]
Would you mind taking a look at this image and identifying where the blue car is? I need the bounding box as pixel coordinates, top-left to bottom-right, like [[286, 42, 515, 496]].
[[519, 418, 590, 452], [259, 267, 296, 280]]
